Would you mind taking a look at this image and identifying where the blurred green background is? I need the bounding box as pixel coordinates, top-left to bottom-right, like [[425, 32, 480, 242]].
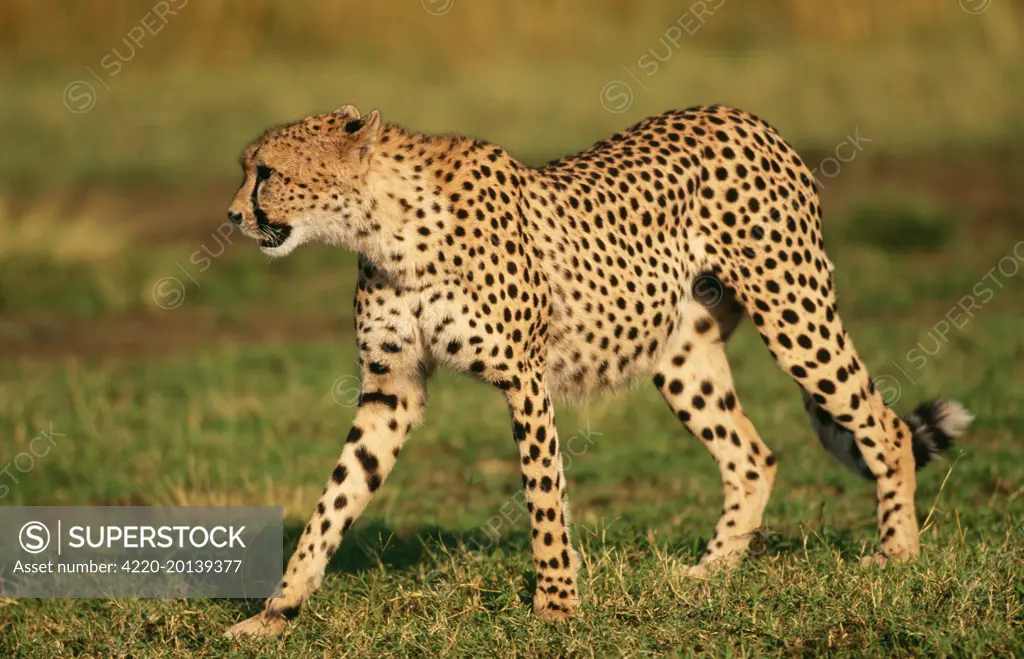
[[3, 0, 1024, 188], [1, 2, 1023, 656]]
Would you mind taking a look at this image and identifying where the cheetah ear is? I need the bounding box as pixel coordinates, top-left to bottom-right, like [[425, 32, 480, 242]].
[[333, 105, 360, 122], [349, 109, 381, 163]]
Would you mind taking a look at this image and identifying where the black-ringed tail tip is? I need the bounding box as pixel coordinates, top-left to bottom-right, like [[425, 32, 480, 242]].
[[905, 399, 973, 469], [805, 394, 973, 479]]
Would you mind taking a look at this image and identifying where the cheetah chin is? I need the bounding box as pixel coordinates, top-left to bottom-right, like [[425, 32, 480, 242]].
[[258, 223, 308, 257]]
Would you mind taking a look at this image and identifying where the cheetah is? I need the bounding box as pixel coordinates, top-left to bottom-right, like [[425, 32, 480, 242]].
[[224, 104, 972, 637]]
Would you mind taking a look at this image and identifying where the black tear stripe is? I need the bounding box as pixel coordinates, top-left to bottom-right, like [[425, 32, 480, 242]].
[[251, 165, 275, 225], [358, 391, 399, 410]]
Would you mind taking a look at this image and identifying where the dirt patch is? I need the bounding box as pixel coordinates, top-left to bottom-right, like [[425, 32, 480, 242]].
[[2, 307, 354, 362], [5, 181, 234, 247], [870, 294, 1023, 326], [801, 149, 1024, 224]]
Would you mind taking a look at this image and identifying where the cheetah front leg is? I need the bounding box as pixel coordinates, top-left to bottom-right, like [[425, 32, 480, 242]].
[[226, 271, 427, 639], [505, 374, 580, 620], [225, 368, 427, 638]]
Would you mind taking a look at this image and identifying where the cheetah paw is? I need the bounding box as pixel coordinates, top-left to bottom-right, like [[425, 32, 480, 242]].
[[223, 611, 287, 639], [533, 597, 575, 622], [859, 553, 889, 568], [677, 563, 710, 578]]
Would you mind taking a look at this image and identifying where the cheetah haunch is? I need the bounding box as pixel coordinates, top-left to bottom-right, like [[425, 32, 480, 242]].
[[224, 104, 971, 638]]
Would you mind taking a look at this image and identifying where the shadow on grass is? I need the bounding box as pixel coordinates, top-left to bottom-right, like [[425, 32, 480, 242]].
[[663, 525, 866, 565], [220, 519, 539, 620], [220, 519, 870, 621]]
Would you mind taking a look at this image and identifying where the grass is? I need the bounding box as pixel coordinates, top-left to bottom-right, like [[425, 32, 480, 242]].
[[842, 192, 958, 253]]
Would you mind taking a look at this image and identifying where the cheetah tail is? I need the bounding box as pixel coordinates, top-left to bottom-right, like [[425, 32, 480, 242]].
[[903, 398, 973, 470], [803, 394, 973, 479]]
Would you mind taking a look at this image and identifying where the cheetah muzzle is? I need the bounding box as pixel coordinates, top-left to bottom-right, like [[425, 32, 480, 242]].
[[223, 103, 971, 639]]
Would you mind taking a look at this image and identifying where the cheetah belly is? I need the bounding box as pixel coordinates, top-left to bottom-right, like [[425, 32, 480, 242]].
[[544, 270, 680, 400]]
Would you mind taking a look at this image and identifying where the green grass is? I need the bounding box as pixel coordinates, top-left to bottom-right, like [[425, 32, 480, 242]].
[[842, 192, 958, 253], [1, 209, 1022, 654]]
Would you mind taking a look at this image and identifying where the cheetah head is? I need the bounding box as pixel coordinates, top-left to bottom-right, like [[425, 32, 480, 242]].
[[228, 105, 382, 257]]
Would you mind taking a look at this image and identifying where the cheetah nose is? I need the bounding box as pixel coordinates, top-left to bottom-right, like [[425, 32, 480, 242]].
[[227, 211, 243, 226]]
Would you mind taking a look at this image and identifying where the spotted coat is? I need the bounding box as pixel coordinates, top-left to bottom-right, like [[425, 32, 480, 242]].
[[223, 104, 971, 638]]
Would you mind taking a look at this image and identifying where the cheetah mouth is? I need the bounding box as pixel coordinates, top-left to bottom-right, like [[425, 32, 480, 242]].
[[258, 223, 292, 248]]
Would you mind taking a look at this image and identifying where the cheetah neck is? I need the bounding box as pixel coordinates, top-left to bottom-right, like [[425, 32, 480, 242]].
[[347, 125, 531, 288], [331, 128, 449, 285]]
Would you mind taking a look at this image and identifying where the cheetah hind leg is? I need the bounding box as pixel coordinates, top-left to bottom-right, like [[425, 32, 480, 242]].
[[652, 313, 777, 577]]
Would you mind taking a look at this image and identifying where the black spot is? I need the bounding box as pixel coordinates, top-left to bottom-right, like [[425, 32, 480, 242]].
[[359, 391, 399, 410], [355, 446, 379, 472]]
